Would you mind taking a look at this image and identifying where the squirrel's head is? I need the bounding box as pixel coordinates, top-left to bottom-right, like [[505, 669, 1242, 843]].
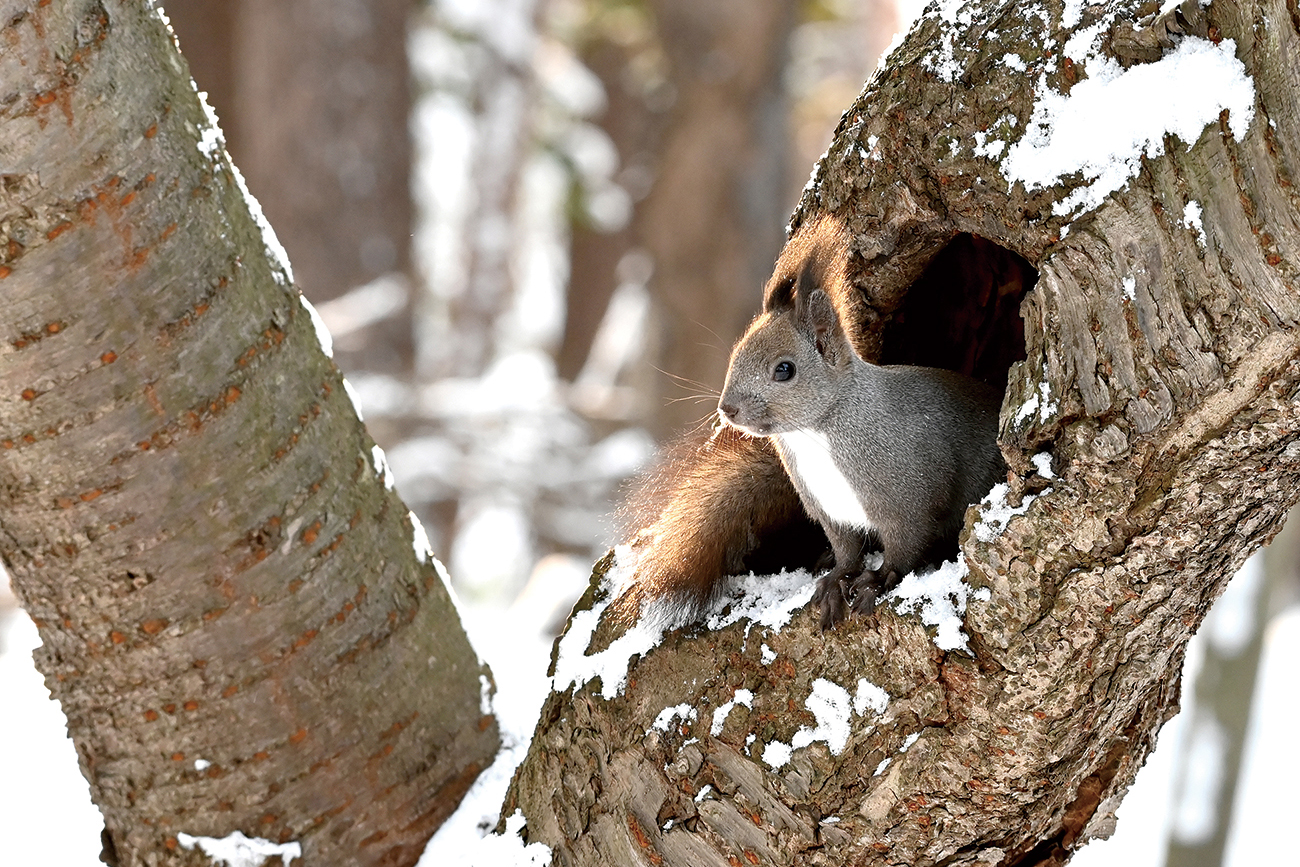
[[718, 286, 853, 436]]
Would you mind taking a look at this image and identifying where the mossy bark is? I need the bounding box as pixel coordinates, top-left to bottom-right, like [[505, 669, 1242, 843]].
[[0, 2, 496, 865]]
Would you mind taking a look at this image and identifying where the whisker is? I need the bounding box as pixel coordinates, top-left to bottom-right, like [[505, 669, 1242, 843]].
[[652, 365, 722, 398]]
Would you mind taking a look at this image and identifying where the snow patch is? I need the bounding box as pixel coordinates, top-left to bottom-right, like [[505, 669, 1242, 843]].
[[854, 679, 890, 716], [973, 131, 1006, 159], [176, 832, 300, 867], [888, 558, 991, 652], [1183, 200, 1207, 248], [1014, 381, 1058, 426], [424, 810, 553, 867], [762, 740, 794, 769], [1000, 53, 1027, 72], [764, 678, 854, 769], [372, 444, 395, 490], [650, 703, 697, 734], [410, 511, 435, 564], [704, 569, 818, 635], [1030, 452, 1055, 479], [974, 485, 1047, 543], [342, 378, 365, 421], [552, 548, 666, 700], [711, 689, 755, 736], [1123, 276, 1137, 301], [300, 295, 333, 358], [1003, 37, 1254, 217]]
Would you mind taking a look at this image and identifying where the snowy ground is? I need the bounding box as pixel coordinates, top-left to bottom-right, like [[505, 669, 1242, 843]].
[[2, 559, 1297, 866]]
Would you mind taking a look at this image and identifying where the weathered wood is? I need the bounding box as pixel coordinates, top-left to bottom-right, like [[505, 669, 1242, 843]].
[[506, 0, 1300, 864]]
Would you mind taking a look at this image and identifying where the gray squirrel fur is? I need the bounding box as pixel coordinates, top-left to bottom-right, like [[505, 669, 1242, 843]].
[[718, 248, 1005, 628]]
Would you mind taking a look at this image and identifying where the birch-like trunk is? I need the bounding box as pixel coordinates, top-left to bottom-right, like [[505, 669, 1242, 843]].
[[0, 3, 495, 865], [505, 0, 1300, 864]]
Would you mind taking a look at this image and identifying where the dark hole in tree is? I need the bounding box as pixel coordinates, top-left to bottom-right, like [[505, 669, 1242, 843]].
[[878, 234, 1035, 391]]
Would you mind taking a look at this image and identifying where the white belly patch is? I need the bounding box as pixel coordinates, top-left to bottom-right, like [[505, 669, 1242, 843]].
[[776, 429, 871, 529]]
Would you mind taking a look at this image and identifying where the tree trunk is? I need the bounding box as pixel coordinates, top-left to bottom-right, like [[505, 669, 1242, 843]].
[[0, 3, 495, 865], [504, 0, 1300, 864]]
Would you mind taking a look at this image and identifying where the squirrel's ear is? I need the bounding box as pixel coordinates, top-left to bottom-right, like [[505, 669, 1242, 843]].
[[765, 274, 796, 312], [801, 287, 846, 363]]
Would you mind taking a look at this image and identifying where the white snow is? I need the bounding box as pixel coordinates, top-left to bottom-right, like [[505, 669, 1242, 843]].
[[703, 569, 819, 635], [479, 674, 494, 718], [793, 678, 854, 754], [1031, 452, 1055, 479], [650, 703, 697, 734], [1014, 381, 1058, 427], [552, 548, 666, 700], [194, 759, 211, 771], [974, 484, 1045, 543], [1123, 276, 1137, 302], [410, 510, 435, 563], [888, 558, 991, 652], [761, 740, 794, 769], [188, 86, 295, 287], [300, 294, 334, 358], [764, 678, 854, 769], [1000, 53, 1027, 72], [1183, 200, 1208, 248], [973, 131, 1006, 160], [342, 378, 365, 421], [195, 90, 224, 160], [1003, 37, 1255, 216], [417, 598, 556, 867], [230, 161, 296, 287], [176, 831, 301, 867], [760, 643, 777, 664], [372, 444, 396, 490], [854, 679, 890, 716], [711, 689, 754, 736]]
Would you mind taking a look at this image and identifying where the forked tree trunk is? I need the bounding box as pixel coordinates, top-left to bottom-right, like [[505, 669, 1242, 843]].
[[0, 3, 495, 865], [505, 1, 1300, 864]]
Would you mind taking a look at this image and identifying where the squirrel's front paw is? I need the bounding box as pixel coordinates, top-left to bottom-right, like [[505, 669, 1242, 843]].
[[812, 573, 849, 630], [846, 570, 884, 615]]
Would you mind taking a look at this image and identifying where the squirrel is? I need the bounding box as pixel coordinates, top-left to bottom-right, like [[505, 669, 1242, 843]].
[[610, 215, 1005, 628]]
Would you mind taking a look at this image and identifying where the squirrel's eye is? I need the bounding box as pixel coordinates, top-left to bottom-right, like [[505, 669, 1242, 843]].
[[773, 360, 795, 382]]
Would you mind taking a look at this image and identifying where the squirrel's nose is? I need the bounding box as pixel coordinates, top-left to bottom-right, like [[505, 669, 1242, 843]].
[[718, 403, 738, 421]]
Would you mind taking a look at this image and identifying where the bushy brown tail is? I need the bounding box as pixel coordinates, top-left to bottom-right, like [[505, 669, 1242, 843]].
[[609, 424, 826, 625]]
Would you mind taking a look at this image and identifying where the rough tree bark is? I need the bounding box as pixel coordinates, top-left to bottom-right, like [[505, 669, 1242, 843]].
[[0, 3, 495, 865], [505, 0, 1300, 864]]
